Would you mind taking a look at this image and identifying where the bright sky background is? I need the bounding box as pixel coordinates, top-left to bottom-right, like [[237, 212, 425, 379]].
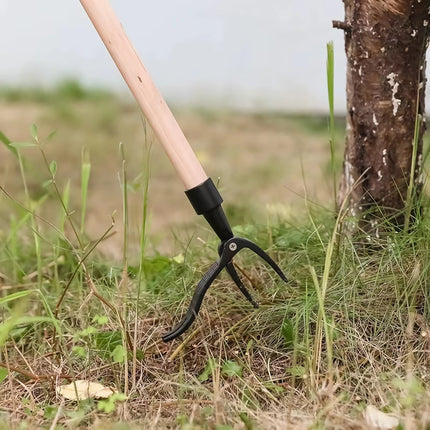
[[1, 1, 347, 111]]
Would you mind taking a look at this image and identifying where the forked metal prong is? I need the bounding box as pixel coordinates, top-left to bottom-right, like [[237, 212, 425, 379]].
[[162, 259, 223, 342], [225, 261, 259, 308], [236, 237, 288, 283], [162, 237, 287, 342]]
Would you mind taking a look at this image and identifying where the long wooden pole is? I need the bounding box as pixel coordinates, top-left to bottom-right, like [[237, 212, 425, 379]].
[[79, 0, 208, 190]]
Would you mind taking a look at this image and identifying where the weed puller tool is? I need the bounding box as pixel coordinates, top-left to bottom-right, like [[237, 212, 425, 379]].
[[80, 0, 288, 342]]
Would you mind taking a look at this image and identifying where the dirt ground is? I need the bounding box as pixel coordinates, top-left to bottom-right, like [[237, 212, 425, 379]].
[[0, 99, 338, 261]]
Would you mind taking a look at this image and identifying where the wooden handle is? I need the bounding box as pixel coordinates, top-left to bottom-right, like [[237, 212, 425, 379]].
[[79, 0, 208, 190]]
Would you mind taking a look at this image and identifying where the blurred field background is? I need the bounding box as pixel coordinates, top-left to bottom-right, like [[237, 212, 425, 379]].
[[0, 81, 344, 262]]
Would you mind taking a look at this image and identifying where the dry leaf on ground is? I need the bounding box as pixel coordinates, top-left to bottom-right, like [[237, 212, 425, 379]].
[[363, 405, 400, 429], [57, 380, 117, 401]]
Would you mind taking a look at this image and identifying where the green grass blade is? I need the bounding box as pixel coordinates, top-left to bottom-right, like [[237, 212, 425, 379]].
[[80, 148, 91, 236], [404, 90, 422, 232], [0, 291, 32, 306], [119, 142, 128, 267], [0, 131, 18, 157], [60, 180, 71, 235], [326, 41, 337, 203]]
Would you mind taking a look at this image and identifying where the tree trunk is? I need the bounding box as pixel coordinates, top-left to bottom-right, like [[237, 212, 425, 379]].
[[336, 0, 429, 231]]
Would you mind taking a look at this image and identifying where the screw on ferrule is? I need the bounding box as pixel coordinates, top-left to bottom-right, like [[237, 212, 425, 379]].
[[229, 242, 237, 251]]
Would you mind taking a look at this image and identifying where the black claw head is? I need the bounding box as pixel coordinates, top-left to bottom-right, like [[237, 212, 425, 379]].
[[162, 236, 287, 342]]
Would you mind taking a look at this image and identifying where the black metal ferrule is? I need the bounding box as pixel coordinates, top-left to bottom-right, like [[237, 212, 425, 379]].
[[185, 178, 233, 242]]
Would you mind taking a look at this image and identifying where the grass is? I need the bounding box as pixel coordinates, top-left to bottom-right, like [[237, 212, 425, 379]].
[[0, 87, 430, 428], [0, 79, 112, 104]]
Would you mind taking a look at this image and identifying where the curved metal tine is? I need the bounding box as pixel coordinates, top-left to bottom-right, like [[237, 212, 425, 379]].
[[236, 237, 288, 282], [162, 259, 224, 342], [225, 261, 259, 308]]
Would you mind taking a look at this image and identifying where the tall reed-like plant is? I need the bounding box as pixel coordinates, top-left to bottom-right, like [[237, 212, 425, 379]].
[[326, 41, 336, 205]]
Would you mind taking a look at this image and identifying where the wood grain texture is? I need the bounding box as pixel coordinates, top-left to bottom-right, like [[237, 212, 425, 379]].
[[80, 0, 208, 190]]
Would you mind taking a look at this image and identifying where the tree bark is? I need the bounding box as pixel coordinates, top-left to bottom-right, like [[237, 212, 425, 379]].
[[336, 0, 429, 231]]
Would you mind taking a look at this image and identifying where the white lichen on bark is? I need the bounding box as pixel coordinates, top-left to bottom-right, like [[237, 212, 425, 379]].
[[387, 72, 401, 116], [382, 148, 388, 166]]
